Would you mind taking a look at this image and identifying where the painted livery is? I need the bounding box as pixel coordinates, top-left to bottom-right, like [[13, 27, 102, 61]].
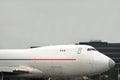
[[0, 45, 115, 78]]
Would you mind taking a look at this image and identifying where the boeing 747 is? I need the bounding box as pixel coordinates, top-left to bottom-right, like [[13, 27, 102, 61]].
[[0, 45, 115, 80]]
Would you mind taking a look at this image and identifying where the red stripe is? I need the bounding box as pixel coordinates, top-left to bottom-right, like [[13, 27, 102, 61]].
[[32, 58, 76, 60]]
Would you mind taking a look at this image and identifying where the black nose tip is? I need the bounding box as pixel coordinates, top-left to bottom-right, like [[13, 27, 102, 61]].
[[109, 59, 115, 69]]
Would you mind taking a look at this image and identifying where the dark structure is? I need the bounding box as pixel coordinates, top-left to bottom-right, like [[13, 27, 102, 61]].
[[78, 41, 120, 68]]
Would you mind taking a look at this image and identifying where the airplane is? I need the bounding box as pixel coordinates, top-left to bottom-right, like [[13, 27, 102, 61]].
[[0, 45, 115, 80]]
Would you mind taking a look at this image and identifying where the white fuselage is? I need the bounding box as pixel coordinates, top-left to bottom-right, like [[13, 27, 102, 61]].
[[0, 45, 115, 78]]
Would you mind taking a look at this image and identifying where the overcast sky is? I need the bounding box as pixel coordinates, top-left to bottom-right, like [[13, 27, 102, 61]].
[[0, 0, 120, 48]]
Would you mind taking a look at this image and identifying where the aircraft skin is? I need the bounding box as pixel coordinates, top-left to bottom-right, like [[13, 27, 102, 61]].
[[0, 45, 115, 78]]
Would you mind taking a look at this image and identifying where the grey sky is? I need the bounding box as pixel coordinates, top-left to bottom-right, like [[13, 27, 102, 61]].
[[0, 0, 120, 48]]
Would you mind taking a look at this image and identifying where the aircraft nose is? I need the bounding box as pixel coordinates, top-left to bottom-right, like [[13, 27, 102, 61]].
[[108, 59, 115, 69]]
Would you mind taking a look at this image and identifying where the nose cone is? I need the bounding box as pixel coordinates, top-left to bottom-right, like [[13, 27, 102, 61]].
[[108, 59, 115, 69], [91, 52, 116, 75]]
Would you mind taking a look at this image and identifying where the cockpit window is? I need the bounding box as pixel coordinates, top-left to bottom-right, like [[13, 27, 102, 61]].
[[87, 48, 97, 51]]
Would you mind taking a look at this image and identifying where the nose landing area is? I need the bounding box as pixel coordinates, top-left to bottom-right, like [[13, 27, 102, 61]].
[[109, 59, 115, 69]]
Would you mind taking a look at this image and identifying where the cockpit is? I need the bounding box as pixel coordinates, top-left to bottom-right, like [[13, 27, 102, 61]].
[[87, 48, 97, 51]]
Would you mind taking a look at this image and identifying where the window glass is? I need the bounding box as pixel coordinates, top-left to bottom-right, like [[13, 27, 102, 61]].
[[87, 48, 96, 51]]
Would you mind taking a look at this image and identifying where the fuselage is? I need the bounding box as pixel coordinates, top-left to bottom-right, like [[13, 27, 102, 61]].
[[0, 45, 115, 78]]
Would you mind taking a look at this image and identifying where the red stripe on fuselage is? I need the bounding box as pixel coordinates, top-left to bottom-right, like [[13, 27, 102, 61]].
[[32, 58, 76, 60]]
